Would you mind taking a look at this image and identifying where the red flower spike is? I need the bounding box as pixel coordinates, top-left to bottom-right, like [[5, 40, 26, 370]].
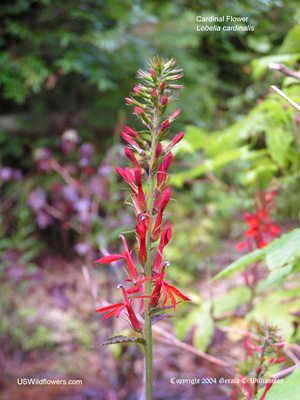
[[165, 132, 184, 150], [237, 189, 281, 252], [152, 186, 171, 240]]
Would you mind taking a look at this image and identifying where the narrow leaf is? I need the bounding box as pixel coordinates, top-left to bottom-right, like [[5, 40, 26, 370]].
[[89, 335, 145, 347]]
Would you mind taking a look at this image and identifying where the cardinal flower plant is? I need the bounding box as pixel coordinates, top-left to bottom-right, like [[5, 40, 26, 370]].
[[236, 189, 281, 309], [93, 57, 191, 399]]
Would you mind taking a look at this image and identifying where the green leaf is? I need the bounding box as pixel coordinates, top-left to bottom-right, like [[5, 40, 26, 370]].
[[260, 263, 294, 287], [265, 229, 300, 270], [246, 293, 299, 341], [264, 365, 300, 400], [213, 287, 251, 317], [89, 335, 145, 347], [211, 248, 266, 282], [176, 301, 214, 352], [252, 54, 300, 80], [173, 146, 249, 187], [278, 25, 300, 54], [183, 125, 207, 151], [212, 229, 300, 282], [266, 127, 293, 167]]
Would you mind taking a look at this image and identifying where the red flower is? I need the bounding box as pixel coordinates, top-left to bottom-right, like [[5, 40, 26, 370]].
[[125, 146, 140, 170], [116, 166, 138, 193], [259, 379, 274, 400], [169, 109, 181, 122], [152, 143, 163, 169], [150, 263, 191, 310], [158, 119, 169, 138], [94, 234, 138, 282], [153, 221, 172, 271], [157, 152, 173, 190], [134, 167, 147, 212], [154, 152, 173, 208], [119, 234, 139, 282], [94, 254, 124, 264], [162, 95, 168, 106], [135, 106, 144, 116], [136, 214, 150, 265], [152, 186, 171, 240], [122, 132, 145, 155], [95, 283, 154, 332], [162, 282, 191, 310], [237, 190, 281, 252], [165, 132, 184, 151]]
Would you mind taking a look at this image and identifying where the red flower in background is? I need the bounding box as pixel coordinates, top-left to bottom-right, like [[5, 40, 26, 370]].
[[237, 189, 281, 252]]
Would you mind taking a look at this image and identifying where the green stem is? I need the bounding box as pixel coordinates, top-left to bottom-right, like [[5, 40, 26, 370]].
[[144, 107, 159, 400]]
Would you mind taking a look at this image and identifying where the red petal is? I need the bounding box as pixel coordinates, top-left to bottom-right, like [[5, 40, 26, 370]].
[[94, 254, 124, 263], [236, 242, 248, 252], [270, 224, 281, 235], [164, 282, 191, 302], [94, 303, 124, 313], [258, 240, 268, 249]]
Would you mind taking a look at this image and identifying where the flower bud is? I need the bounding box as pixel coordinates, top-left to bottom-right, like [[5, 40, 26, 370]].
[[165, 132, 184, 150], [169, 109, 181, 122], [133, 85, 142, 95], [135, 106, 144, 115], [162, 95, 168, 106]]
